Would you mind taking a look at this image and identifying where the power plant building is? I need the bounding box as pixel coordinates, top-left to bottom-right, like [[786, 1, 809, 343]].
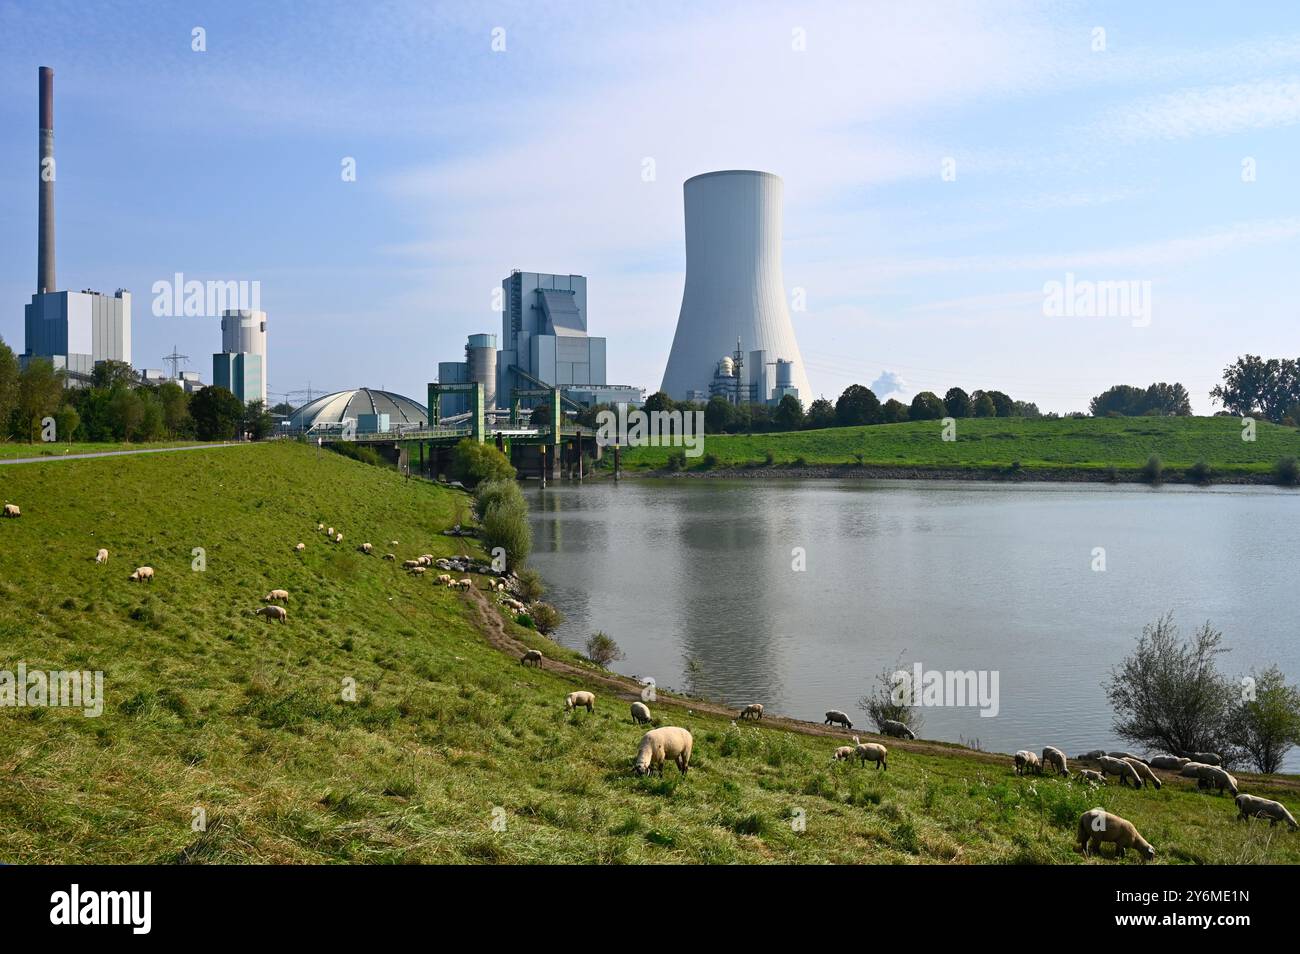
[[498, 271, 607, 399], [212, 309, 267, 405], [660, 170, 810, 404]]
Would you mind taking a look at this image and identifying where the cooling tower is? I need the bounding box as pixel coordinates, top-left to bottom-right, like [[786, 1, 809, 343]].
[[660, 170, 811, 403]]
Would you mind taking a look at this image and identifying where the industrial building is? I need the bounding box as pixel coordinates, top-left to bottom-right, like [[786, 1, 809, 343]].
[[212, 309, 267, 405], [437, 333, 497, 418], [287, 388, 430, 434], [22, 67, 132, 377], [660, 170, 811, 404]]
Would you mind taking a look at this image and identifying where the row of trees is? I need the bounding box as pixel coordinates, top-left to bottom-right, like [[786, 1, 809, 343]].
[[1211, 355, 1300, 424], [1089, 382, 1192, 417], [0, 340, 271, 443]]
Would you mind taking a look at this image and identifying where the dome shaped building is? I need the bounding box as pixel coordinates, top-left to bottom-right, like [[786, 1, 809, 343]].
[[288, 388, 430, 434]]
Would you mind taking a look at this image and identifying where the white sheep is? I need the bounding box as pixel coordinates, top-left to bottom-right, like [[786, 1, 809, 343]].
[[1041, 746, 1069, 776], [263, 589, 289, 602], [1075, 808, 1155, 861], [456, 578, 472, 591], [1078, 769, 1106, 784], [359, 542, 373, 554], [334, 532, 343, 544], [1181, 762, 1238, 796], [327, 527, 334, 536], [1235, 794, 1299, 830], [390, 540, 399, 547], [565, 691, 595, 713], [737, 703, 763, 721], [1189, 752, 1222, 766], [1077, 749, 1107, 760], [436, 574, 452, 585], [409, 566, 426, 576], [418, 554, 434, 566], [3, 503, 21, 518], [1097, 755, 1143, 788], [832, 745, 855, 762], [128, 566, 154, 583], [520, 649, 544, 667], [294, 542, 306, 552], [383, 553, 395, 561], [95, 548, 109, 563], [824, 709, 853, 729], [854, 739, 888, 770], [1014, 750, 1041, 776], [1148, 755, 1190, 771], [630, 701, 652, 724], [255, 605, 287, 623], [879, 719, 915, 740], [317, 523, 324, 532], [1122, 757, 1162, 790], [633, 726, 693, 777]]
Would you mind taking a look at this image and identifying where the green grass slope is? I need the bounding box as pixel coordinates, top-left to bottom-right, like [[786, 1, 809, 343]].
[[0, 440, 214, 461], [1, 442, 1297, 863], [619, 416, 1300, 478]]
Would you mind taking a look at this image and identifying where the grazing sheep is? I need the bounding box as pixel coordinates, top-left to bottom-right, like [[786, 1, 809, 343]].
[[417, 555, 434, 566], [1148, 755, 1191, 771], [409, 566, 426, 576], [1181, 763, 1238, 796], [1075, 808, 1155, 862], [456, 578, 472, 591], [436, 574, 452, 585], [327, 527, 334, 536], [390, 540, 399, 547], [128, 566, 154, 583], [317, 523, 324, 532], [1189, 752, 1222, 766], [832, 746, 855, 762], [1235, 794, 1299, 830], [359, 542, 373, 554], [3, 503, 21, 518], [255, 605, 287, 623], [95, 548, 109, 563], [854, 740, 888, 770], [383, 553, 395, 561], [1078, 769, 1106, 784], [520, 649, 544, 667], [334, 533, 344, 544], [879, 719, 915, 740], [1041, 746, 1069, 776], [824, 709, 853, 729], [1097, 755, 1143, 788], [634, 726, 693, 777], [263, 589, 289, 602], [402, 559, 421, 569], [565, 691, 596, 713], [630, 701, 652, 724], [1123, 757, 1162, 790], [738, 703, 764, 721], [1109, 751, 1149, 764], [1014, 750, 1042, 776], [294, 542, 306, 552], [1077, 749, 1107, 760]]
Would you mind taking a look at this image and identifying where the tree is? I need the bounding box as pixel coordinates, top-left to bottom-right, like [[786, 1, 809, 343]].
[[479, 492, 532, 567], [985, 390, 1015, 417], [90, 360, 138, 390], [1012, 400, 1042, 418], [641, 391, 676, 415], [1143, 382, 1192, 416], [53, 403, 80, 443], [0, 336, 18, 438], [585, 631, 626, 667], [107, 388, 145, 441], [530, 602, 563, 635], [15, 359, 64, 442], [450, 439, 515, 487], [1104, 613, 1239, 763], [881, 398, 909, 423], [772, 393, 803, 431], [1210, 355, 1300, 422], [269, 401, 294, 417], [973, 393, 996, 417], [1090, 385, 1146, 417], [242, 399, 274, 441], [804, 398, 835, 430], [1091, 382, 1192, 417], [909, 391, 946, 421], [857, 659, 924, 736], [835, 385, 881, 426], [704, 395, 732, 434], [1224, 666, 1300, 774], [943, 387, 971, 418], [158, 381, 191, 437], [189, 386, 244, 440]]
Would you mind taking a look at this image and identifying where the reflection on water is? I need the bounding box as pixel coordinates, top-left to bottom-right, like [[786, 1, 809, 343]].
[[527, 478, 1300, 770]]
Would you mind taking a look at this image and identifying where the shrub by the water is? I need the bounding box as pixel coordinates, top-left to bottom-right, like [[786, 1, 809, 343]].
[[530, 602, 563, 635], [1186, 458, 1213, 485], [585, 631, 626, 667], [1276, 456, 1299, 487], [451, 440, 516, 487], [1141, 453, 1163, 483]]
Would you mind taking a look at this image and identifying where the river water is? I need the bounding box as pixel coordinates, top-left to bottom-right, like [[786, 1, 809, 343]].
[[526, 478, 1300, 770]]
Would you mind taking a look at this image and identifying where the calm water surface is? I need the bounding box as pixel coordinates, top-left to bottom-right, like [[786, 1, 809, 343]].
[[526, 478, 1300, 770]]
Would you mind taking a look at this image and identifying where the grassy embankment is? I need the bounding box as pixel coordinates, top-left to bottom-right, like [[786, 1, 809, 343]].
[[618, 416, 1300, 480], [0, 440, 215, 461], [1, 441, 1297, 863]]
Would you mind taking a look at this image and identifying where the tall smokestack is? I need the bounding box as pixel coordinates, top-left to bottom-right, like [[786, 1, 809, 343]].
[[37, 66, 55, 294]]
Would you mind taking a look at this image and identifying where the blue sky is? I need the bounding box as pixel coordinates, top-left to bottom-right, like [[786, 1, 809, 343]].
[[2, 0, 1299, 413]]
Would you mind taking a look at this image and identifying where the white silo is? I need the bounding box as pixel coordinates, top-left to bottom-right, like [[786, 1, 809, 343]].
[[660, 171, 811, 403]]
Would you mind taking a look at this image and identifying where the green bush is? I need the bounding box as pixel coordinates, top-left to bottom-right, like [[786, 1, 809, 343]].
[[1275, 457, 1299, 487], [585, 631, 625, 667], [473, 479, 525, 522], [480, 495, 532, 568], [516, 567, 545, 603], [1186, 458, 1213, 485], [327, 442, 387, 468], [514, 613, 535, 629], [531, 602, 563, 635], [451, 440, 516, 487], [1141, 453, 1163, 483]]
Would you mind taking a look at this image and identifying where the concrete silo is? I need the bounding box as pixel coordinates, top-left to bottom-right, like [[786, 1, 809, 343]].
[[660, 170, 811, 403], [466, 333, 498, 410]]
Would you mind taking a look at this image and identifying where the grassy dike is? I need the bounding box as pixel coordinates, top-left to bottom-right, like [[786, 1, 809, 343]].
[[1, 441, 1297, 864], [617, 416, 1300, 481]]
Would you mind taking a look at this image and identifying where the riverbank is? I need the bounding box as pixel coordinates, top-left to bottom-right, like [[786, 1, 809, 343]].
[[623, 463, 1284, 484]]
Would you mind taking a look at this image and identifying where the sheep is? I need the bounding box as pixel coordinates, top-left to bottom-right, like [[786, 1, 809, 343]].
[[1014, 750, 1041, 776], [417, 555, 434, 566], [1235, 794, 1299, 830], [1097, 755, 1143, 788], [630, 701, 652, 724], [255, 605, 287, 623], [263, 589, 289, 602], [359, 542, 373, 554], [402, 560, 421, 569], [1041, 746, 1069, 776], [436, 574, 452, 585], [565, 691, 595, 713], [317, 523, 324, 532], [634, 726, 693, 777], [737, 703, 763, 721], [1189, 752, 1222, 766], [327, 527, 334, 536], [1148, 755, 1191, 771], [1075, 808, 1155, 862], [1123, 757, 1162, 790], [1109, 751, 1149, 764], [520, 649, 544, 667], [334, 533, 344, 544], [832, 745, 856, 762], [1078, 769, 1106, 784], [879, 719, 915, 740], [1077, 749, 1107, 760], [95, 548, 109, 563], [383, 553, 395, 561], [409, 566, 426, 576], [1181, 763, 1238, 796], [390, 540, 399, 547], [294, 542, 306, 552], [128, 566, 154, 583], [3, 503, 21, 518], [854, 740, 888, 770], [824, 709, 853, 729], [456, 578, 472, 591]]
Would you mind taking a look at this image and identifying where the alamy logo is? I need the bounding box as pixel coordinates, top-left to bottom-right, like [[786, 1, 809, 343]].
[[891, 663, 1000, 717], [50, 884, 151, 934], [151, 272, 261, 317], [595, 406, 706, 458], [0, 664, 103, 717], [1042, 272, 1151, 327]]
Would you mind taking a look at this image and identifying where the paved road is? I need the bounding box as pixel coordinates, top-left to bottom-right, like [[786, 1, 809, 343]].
[[0, 442, 246, 466]]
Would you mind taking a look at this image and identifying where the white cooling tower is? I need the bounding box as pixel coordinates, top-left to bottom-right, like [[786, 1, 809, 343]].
[[660, 170, 811, 403]]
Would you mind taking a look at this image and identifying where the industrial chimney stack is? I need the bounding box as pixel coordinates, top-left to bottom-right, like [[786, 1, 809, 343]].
[[37, 66, 56, 294]]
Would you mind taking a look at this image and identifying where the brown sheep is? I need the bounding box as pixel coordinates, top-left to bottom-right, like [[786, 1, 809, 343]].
[[737, 703, 764, 721], [1075, 808, 1155, 861]]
